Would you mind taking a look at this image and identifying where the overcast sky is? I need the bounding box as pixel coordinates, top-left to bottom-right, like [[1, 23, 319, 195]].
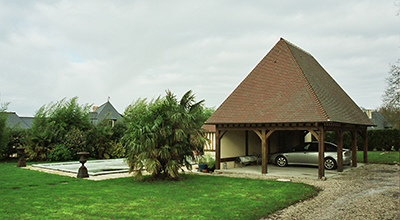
[[1, 1, 399, 116]]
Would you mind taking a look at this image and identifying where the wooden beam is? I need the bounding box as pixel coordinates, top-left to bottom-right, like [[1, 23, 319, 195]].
[[253, 129, 274, 175], [253, 130, 262, 139], [215, 129, 221, 170], [266, 130, 275, 140], [335, 130, 344, 172], [318, 124, 325, 179], [261, 129, 268, 174], [362, 129, 368, 163], [245, 130, 249, 156], [307, 129, 319, 141], [219, 157, 237, 162], [351, 131, 357, 167], [218, 130, 227, 139], [219, 125, 318, 131]]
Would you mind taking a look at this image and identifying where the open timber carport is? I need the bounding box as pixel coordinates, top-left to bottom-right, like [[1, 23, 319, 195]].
[[205, 38, 375, 179]]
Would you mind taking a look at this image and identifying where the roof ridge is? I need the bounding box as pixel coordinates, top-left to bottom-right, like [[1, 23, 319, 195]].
[[281, 38, 313, 56], [282, 39, 330, 121]]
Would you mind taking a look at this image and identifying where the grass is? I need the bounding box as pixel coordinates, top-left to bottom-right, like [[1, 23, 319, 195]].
[[0, 162, 318, 220], [357, 151, 400, 164]]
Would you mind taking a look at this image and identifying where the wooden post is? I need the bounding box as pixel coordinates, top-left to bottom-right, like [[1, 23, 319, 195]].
[[318, 124, 325, 179], [351, 131, 357, 167], [335, 130, 343, 172], [215, 129, 221, 170], [254, 129, 274, 175], [261, 129, 268, 174], [362, 129, 368, 163], [245, 130, 249, 156]]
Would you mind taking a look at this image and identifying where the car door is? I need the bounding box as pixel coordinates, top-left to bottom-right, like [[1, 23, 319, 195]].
[[303, 143, 319, 165], [287, 143, 308, 164]]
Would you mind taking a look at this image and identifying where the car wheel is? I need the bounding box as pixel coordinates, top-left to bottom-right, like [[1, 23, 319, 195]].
[[275, 156, 287, 167], [324, 158, 337, 170]]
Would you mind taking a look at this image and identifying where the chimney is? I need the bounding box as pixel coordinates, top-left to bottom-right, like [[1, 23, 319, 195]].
[[366, 109, 372, 119]]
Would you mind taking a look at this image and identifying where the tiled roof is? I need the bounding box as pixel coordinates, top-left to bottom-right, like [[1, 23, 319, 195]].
[[206, 38, 374, 126], [202, 124, 216, 132], [367, 112, 393, 129]]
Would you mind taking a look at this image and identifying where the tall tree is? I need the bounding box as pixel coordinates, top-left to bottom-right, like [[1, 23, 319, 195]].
[[123, 90, 208, 181], [201, 106, 215, 123], [379, 60, 400, 129], [383, 59, 400, 108], [27, 97, 93, 161]]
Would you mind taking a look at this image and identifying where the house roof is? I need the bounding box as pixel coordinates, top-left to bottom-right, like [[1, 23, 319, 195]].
[[6, 112, 33, 129], [368, 112, 393, 130], [206, 38, 374, 126], [90, 101, 122, 123]]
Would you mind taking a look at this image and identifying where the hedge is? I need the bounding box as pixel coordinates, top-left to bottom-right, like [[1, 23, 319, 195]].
[[325, 129, 400, 151]]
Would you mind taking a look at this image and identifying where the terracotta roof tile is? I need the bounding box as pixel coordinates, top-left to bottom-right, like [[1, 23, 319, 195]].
[[206, 38, 374, 126]]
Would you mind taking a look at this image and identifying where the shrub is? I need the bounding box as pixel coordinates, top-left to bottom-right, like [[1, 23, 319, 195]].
[[368, 129, 400, 151], [104, 140, 125, 159], [86, 118, 115, 159], [47, 144, 73, 161], [63, 128, 88, 160], [26, 97, 93, 161], [25, 143, 48, 161]]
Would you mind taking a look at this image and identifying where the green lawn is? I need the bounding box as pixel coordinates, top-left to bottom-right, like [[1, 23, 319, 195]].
[[0, 162, 318, 220], [357, 151, 400, 164]]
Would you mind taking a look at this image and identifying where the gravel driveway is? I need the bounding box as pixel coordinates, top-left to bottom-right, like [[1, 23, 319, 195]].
[[262, 164, 399, 220]]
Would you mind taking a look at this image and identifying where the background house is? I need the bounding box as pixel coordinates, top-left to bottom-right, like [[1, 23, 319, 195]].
[[364, 109, 393, 130], [90, 101, 123, 126], [6, 112, 33, 129]]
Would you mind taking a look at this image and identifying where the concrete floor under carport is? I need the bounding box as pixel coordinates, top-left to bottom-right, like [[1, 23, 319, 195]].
[[214, 163, 365, 179]]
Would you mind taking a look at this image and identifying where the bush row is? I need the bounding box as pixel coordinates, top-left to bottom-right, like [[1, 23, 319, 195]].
[[0, 97, 127, 162], [0, 122, 127, 162], [325, 129, 400, 151]]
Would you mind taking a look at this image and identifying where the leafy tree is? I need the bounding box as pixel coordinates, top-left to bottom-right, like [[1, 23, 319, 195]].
[[27, 106, 58, 161], [87, 117, 126, 159], [383, 59, 400, 108], [201, 106, 215, 123], [0, 101, 10, 160], [379, 60, 400, 129], [377, 105, 400, 129], [27, 97, 93, 161], [123, 90, 208, 181], [47, 97, 92, 134]]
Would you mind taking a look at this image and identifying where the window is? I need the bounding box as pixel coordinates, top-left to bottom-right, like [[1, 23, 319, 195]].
[[307, 143, 318, 152], [325, 143, 337, 152]]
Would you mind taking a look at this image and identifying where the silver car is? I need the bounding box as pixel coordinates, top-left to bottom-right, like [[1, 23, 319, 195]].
[[269, 142, 351, 170]]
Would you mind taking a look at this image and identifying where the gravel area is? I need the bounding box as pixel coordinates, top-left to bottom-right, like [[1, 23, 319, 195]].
[[217, 164, 399, 219], [262, 164, 400, 220]]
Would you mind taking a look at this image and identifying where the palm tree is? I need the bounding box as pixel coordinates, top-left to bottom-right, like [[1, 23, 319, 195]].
[[123, 90, 208, 181]]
